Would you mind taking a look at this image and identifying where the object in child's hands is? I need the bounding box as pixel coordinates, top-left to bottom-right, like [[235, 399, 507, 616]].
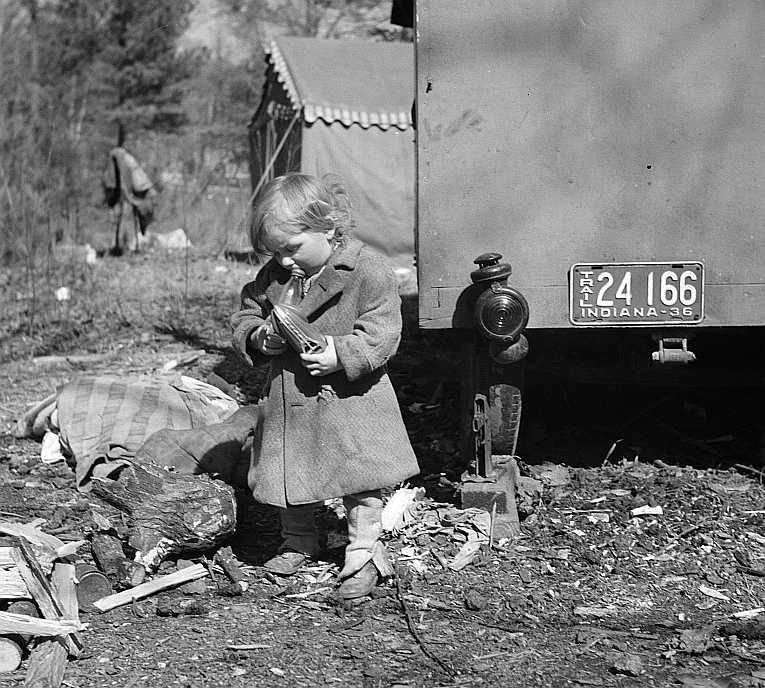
[[256, 315, 288, 355], [271, 304, 328, 354]]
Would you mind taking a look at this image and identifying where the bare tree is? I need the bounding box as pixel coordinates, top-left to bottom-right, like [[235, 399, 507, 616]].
[[219, 0, 401, 41]]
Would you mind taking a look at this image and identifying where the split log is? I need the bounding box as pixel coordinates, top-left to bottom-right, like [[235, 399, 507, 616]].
[[23, 641, 67, 688], [93, 563, 208, 612], [91, 458, 236, 571], [90, 534, 145, 589], [51, 564, 80, 622], [9, 543, 82, 657], [0, 612, 81, 636], [0, 525, 83, 567], [24, 563, 80, 688], [0, 563, 29, 599]]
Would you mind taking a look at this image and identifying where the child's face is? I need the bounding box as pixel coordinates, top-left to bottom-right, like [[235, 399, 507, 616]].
[[263, 225, 334, 275]]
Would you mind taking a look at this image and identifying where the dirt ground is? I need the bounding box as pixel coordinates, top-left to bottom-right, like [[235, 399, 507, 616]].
[[1, 250, 764, 688]]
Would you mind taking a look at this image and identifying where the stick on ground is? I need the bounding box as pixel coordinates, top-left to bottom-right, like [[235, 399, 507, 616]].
[[394, 564, 455, 676], [93, 563, 208, 612]]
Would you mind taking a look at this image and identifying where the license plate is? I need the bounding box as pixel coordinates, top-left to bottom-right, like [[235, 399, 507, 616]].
[[570, 261, 704, 326]]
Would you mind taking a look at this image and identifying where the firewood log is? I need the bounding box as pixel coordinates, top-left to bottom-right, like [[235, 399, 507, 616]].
[[214, 546, 248, 592], [9, 544, 81, 657], [4, 600, 38, 642], [0, 568, 28, 599], [90, 458, 236, 571], [0, 636, 23, 673], [24, 563, 81, 688], [23, 639, 67, 688], [90, 534, 145, 589]]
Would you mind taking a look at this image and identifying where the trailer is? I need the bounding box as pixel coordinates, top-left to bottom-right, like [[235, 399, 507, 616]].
[[414, 1, 765, 521]]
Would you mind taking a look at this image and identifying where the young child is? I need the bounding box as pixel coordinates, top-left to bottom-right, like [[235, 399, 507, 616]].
[[231, 173, 420, 599]]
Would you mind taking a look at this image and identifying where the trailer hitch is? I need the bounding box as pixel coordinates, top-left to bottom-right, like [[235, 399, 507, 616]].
[[651, 337, 696, 364]]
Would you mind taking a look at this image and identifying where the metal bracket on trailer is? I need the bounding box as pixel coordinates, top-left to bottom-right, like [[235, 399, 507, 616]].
[[652, 337, 696, 364]]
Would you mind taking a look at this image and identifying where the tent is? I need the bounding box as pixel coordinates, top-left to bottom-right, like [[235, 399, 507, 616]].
[[248, 37, 415, 269]]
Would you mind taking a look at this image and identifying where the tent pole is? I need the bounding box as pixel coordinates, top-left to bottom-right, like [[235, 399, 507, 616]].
[[249, 110, 301, 204], [229, 110, 301, 248]]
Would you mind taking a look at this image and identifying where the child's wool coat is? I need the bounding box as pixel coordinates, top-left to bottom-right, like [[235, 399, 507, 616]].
[[231, 238, 419, 508]]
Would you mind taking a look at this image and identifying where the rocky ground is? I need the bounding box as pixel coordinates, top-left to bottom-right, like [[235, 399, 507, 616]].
[[0, 250, 764, 687]]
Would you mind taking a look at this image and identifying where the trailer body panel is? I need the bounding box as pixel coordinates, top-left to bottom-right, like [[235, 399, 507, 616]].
[[416, 1, 765, 329]]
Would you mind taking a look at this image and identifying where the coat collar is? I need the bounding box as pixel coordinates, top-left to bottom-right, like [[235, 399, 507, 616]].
[[300, 238, 362, 317], [264, 238, 362, 318]]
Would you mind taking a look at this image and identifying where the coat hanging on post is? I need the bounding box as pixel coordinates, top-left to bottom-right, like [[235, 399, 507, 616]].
[[102, 147, 158, 251]]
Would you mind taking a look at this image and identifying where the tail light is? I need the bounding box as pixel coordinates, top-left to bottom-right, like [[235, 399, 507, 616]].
[[475, 283, 529, 342], [471, 253, 530, 363]]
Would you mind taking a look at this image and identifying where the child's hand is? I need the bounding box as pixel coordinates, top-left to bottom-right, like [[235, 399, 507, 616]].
[[252, 316, 288, 355], [300, 336, 342, 376]]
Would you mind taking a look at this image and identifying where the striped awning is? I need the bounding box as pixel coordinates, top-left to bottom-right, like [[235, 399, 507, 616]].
[[267, 36, 414, 131]]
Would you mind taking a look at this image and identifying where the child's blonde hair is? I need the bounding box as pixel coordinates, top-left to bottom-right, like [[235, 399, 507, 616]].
[[249, 173, 354, 258]]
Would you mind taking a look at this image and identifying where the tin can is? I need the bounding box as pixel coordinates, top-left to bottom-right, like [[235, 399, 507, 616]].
[[74, 563, 112, 612]]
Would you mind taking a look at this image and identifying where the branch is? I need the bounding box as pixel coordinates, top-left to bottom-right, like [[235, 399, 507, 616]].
[[394, 564, 455, 676]]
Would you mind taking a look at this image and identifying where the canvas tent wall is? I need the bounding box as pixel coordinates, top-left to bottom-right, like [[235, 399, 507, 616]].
[[248, 37, 415, 269]]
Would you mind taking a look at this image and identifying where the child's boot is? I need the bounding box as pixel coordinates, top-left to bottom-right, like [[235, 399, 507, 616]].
[[264, 502, 320, 576], [338, 490, 392, 600]]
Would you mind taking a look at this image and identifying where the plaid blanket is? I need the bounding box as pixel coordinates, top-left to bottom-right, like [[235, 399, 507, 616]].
[[55, 375, 238, 489]]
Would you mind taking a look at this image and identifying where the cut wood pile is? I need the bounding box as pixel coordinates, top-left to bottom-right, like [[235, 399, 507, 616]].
[[0, 522, 85, 683], [0, 516, 250, 685]]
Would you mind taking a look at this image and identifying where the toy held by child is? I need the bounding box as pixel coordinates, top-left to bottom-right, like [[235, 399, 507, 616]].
[[231, 172, 420, 599], [271, 303, 328, 354]]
